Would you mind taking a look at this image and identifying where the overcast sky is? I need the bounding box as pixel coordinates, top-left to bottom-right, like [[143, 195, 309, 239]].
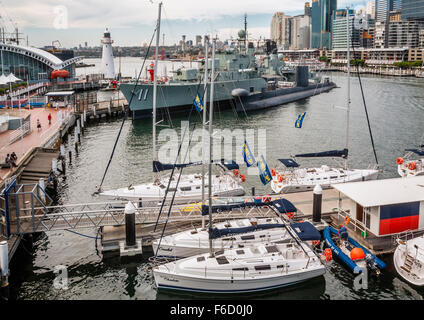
[[1, 0, 368, 48]]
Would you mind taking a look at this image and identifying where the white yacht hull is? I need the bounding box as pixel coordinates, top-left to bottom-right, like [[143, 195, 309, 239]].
[[271, 168, 379, 194], [100, 173, 245, 205], [154, 267, 325, 293], [393, 238, 424, 287], [152, 218, 290, 258]]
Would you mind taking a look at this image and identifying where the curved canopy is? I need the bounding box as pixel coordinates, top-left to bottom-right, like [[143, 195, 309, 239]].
[[6, 73, 22, 83]]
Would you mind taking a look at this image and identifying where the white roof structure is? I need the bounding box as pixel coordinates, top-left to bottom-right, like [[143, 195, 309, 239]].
[[332, 176, 424, 207], [0, 43, 83, 70], [0, 74, 8, 85], [6, 73, 22, 83]]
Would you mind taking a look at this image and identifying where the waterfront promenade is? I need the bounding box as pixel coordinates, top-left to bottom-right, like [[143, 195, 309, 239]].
[[0, 107, 72, 183]]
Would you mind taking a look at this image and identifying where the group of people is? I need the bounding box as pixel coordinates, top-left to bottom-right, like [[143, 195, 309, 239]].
[[5, 152, 18, 169]]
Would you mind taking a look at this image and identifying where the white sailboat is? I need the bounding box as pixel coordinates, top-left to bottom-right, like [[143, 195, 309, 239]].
[[152, 38, 326, 294], [394, 236, 424, 286], [271, 11, 378, 194], [99, 4, 244, 204], [396, 147, 424, 178]]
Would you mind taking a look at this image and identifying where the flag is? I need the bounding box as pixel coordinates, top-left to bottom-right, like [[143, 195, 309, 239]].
[[295, 112, 306, 128], [242, 140, 256, 167], [193, 93, 204, 112], [257, 155, 272, 185]]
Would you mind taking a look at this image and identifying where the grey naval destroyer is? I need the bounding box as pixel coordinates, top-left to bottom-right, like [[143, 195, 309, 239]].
[[120, 30, 335, 120]]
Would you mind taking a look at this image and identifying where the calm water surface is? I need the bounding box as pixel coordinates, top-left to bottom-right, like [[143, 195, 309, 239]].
[[9, 69, 424, 300]]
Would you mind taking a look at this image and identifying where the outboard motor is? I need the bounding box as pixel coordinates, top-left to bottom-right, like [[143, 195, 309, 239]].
[[365, 253, 380, 275]]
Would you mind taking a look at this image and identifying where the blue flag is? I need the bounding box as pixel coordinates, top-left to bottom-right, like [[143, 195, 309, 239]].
[[257, 155, 272, 185], [295, 112, 306, 128], [242, 140, 256, 167], [193, 93, 204, 112]]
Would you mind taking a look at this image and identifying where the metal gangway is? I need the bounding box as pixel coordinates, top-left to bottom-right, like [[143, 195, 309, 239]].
[[0, 180, 280, 238]]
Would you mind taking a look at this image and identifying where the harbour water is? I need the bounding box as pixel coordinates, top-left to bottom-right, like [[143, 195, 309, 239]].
[[9, 65, 424, 300]]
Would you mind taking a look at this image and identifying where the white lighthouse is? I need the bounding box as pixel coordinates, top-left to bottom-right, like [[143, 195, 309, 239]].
[[101, 28, 115, 79]]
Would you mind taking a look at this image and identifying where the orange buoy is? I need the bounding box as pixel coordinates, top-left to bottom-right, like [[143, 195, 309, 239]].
[[233, 169, 239, 177], [396, 157, 404, 165], [287, 212, 295, 219], [344, 216, 350, 225], [312, 240, 320, 246], [324, 248, 333, 261], [408, 162, 417, 170], [50, 69, 70, 79], [240, 174, 246, 183], [277, 174, 283, 183], [350, 247, 365, 261], [271, 168, 276, 176]]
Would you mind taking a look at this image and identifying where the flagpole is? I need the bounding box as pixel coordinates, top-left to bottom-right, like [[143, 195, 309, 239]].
[[345, 6, 351, 171], [201, 36, 209, 230], [208, 38, 216, 258]]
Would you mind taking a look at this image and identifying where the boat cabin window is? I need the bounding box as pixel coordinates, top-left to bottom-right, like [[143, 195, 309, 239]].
[[191, 230, 198, 234], [259, 235, 266, 238], [168, 188, 177, 192], [330, 176, 338, 179], [159, 184, 166, 189], [197, 256, 206, 262], [241, 235, 255, 241], [236, 250, 245, 255], [277, 265, 285, 269], [232, 267, 248, 271], [250, 86, 254, 93], [216, 256, 230, 265], [180, 186, 192, 192], [214, 250, 225, 256], [254, 265, 271, 271], [223, 237, 236, 241], [196, 186, 200, 189], [265, 246, 279, 253]]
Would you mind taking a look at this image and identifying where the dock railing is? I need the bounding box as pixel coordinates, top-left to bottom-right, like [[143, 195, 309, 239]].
[[337, 209, 368, 238]]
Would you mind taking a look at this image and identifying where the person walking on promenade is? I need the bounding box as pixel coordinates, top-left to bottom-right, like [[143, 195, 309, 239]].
[[37, 119, 42, 131], [48, 113, 52, 125]]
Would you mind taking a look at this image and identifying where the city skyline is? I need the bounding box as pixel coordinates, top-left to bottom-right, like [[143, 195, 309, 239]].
[[4, 0, 368, 48]]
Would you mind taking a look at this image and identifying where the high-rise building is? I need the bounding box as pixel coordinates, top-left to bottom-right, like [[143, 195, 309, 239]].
[[402, 0, 424, 21], [291, 14, 311, 49], [376, 0, 391, 22], [366, 1, 376, 19], [270, 12, 292, 48], [374, 21, 388, 48], [331, 9, 361, 49], [393, 0, 402, 11], [311, 0, 338, 49], [195, 35, 202, 47], [388, 20, 424, 47]]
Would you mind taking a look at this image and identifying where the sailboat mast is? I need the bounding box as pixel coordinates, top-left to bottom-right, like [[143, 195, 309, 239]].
[[153, 2, 162, 180], [201, 36, 209, 230], [345, 6, 351, 171], [208, 39, 216, 257]]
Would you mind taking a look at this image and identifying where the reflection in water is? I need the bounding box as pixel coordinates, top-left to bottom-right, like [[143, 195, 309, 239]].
[[9, 72, 424, 300]]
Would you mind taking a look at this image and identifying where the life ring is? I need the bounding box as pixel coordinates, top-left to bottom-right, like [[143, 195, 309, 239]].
[[233, 169, 239, 177], [344, 216, 350, 225], [396, 157, 404, 165], [408, 162, 417, 170], [277, 174, 284, 183], [271, 168, 276, 177]]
